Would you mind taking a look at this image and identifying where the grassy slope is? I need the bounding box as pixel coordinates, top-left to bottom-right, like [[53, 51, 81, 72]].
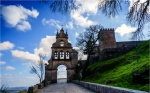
[[85, 40, 149, 91]]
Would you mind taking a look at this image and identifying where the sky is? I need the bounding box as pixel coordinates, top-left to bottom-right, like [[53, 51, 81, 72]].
[[0, 0, 149, 87]]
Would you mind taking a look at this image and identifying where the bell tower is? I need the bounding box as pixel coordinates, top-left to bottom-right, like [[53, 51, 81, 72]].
[[45, 28, 78, 83]]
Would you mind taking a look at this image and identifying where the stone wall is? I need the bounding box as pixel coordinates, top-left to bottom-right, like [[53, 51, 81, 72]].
[[72, 80, 148, 93], [27, 82, 47, 93], [27, 84, 38, 93], [116, 41, 144, 48]]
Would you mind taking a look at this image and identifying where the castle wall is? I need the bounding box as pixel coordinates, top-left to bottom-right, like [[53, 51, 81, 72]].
[[97, 28, 145, 61], [116, 41, 144, 48]]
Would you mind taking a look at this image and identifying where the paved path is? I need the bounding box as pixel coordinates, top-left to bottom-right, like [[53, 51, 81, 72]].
[[38, 79, 95, 93]]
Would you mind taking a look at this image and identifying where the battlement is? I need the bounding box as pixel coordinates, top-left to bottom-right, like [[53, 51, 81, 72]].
[[98, 28, 116, 50], [100, 28, 114, 31]]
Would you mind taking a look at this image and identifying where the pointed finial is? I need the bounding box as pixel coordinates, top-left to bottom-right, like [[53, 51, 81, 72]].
[[56, 29, 59, 36], [66, 29, 68, 35]]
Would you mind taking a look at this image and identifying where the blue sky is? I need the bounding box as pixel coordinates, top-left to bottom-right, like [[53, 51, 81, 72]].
[[0, 0, 149, 87]]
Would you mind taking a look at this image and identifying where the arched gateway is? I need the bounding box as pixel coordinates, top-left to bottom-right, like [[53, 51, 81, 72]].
[[45, 28, 78, 83]]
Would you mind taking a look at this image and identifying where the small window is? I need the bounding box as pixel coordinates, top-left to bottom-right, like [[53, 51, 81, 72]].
[[66, 51, 70, 59], [60, 40, 64, 47], [60, 51, 64, 59], [54, 51, 58, 59]]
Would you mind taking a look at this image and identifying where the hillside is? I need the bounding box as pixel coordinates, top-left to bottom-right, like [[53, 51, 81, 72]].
[[85, 40, 149, 91]]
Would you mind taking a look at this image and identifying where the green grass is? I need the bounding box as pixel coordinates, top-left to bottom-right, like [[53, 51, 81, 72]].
[[85, 40, 150, 92]]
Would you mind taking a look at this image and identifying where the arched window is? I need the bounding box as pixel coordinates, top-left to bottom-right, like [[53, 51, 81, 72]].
[[54, 51, 58, 59], [60, 51, 64, 59], [66, 51, 70, 59], [60, 40, 64, 47]]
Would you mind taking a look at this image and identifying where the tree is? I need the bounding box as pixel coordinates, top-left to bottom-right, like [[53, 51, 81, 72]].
[[0, 84, 9, 93], [30, 54, 46, 84], [76, 25, 103, 79], [49, 0, 76, 14], [41, 0, 150, 39], [126, 0, 150, 40]]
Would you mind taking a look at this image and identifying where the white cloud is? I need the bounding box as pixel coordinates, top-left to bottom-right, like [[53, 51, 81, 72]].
[[0, 53, 2, 58], [71, 10, 96, 27], [11, 50, 39, 63], [115, 24, 136, 36], [0, 61, 6, 65], [0, 41, 15, 50], [16, 20, 31, 31], [65, 21, 73, 29], [57, 65, 67, 78], [34, 36, 56, 57], [11, 36, 56, 64], [75, 32, 79, 37], [5, 66, 15, 71], [1, 5, 39, 31], [70, 0, 99, 27], [42, 18, 61, 29]]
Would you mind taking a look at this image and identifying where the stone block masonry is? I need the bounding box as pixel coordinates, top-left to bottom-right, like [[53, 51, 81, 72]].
[[72, 80, 148, 93]]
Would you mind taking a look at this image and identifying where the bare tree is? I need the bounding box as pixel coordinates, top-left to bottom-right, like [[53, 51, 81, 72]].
[[41, 0, 150, 39], [41, 0, 76, 14], [30, 54, 46, 84], [0, 84, 9, 93], [99, 0, 149, 40], [127, 0, 150, 40], [76, 25, 103, 79], [98, 0, 122, 17]]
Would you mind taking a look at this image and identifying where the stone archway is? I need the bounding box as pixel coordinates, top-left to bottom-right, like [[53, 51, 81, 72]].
[[45, 59, 77, 83], [45, 28, 78, 84]]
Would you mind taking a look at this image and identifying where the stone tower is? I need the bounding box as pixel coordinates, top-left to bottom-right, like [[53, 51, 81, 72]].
[[45, 28, 78, 83], [98, 28, 116, 51]]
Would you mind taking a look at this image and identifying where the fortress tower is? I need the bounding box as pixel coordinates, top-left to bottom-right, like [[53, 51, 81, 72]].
[[98, 28, 116, 51]]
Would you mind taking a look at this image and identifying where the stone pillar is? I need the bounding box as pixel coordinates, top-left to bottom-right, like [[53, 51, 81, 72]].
[[58, 51, 60, 59], [67, 69, 75, 82], [64, 51, 66, 59], [45, 70, 51, 81], [51, 69, 57, 83]]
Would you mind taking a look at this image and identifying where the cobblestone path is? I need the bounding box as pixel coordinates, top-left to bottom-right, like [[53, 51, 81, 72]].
[[37, 79, 95, 93]]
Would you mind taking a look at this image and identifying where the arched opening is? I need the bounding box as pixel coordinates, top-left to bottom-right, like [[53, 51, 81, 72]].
[[54, 51, 58, 59], [60, 40, 64, 47], [57, 65, 67, 83], [60, 50, 64, 59], [66, 51, 70, 59]]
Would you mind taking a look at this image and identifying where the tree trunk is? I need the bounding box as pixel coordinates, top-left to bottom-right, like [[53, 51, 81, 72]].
[[40, 78, 42, 84], [82, 54, 91, 79]]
